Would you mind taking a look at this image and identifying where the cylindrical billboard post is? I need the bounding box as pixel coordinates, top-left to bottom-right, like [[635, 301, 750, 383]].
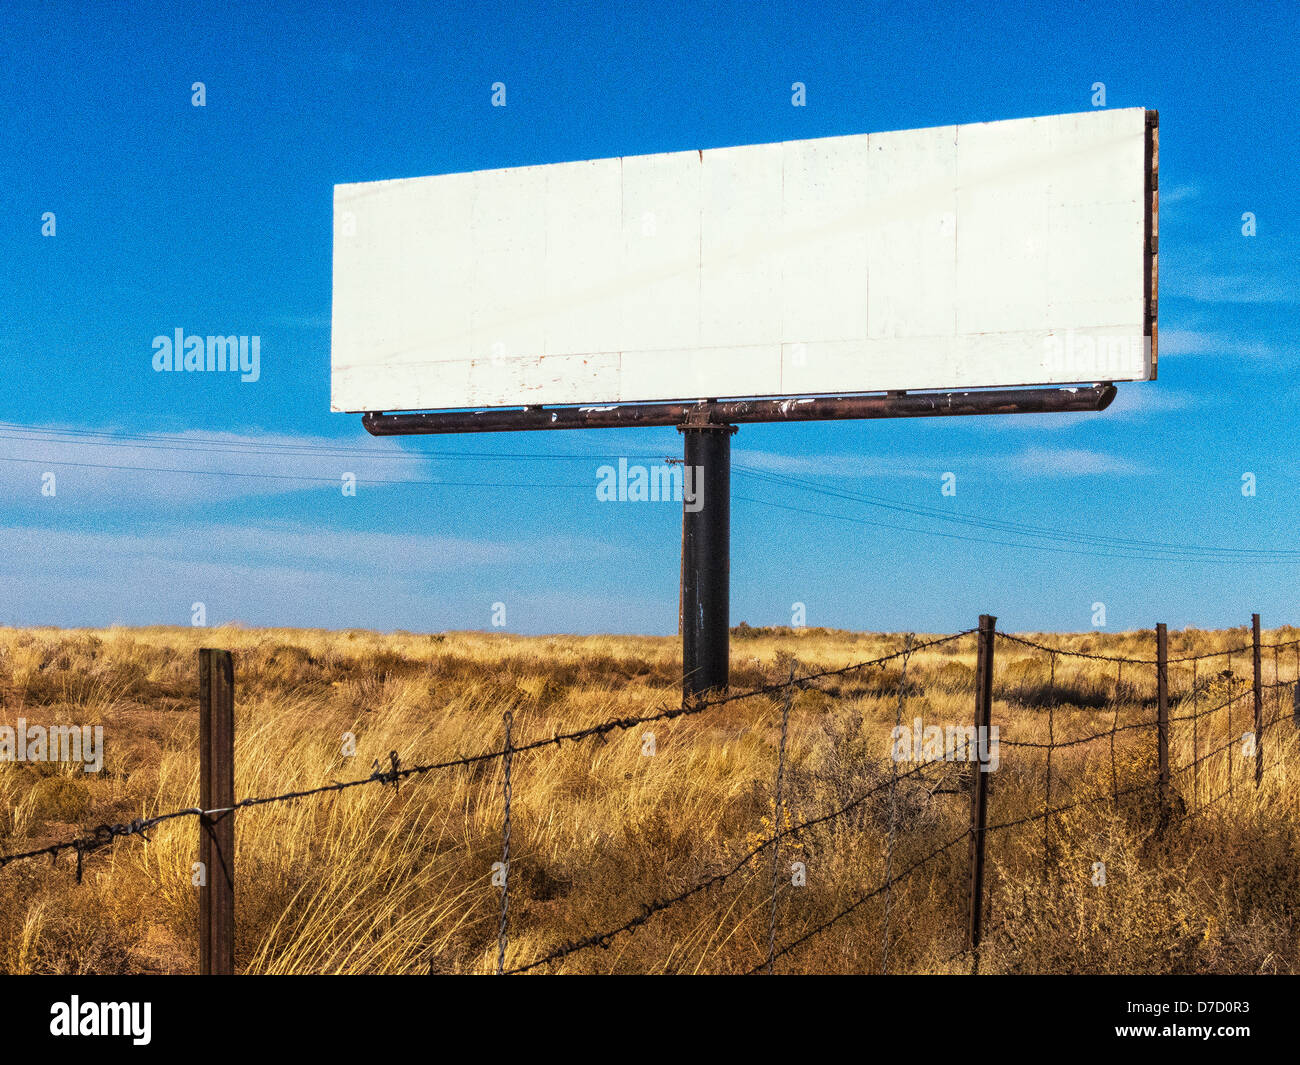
[[678, 423, 736, 700]]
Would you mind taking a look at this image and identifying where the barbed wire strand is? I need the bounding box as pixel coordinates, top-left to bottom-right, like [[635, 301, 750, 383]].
[[750, 829, 971, 975], [996, 631, 1300, 666], [503, 759, 942, 974], [1002, 716, 1159, 750], [1, 633, 978, 880], [985, 779, 1154, 835]]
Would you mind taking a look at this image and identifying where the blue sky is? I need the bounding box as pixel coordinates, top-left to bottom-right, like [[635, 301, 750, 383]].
[[1, 0, 1296, 636]]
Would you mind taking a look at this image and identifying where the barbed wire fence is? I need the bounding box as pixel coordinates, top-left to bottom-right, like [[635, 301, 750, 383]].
[[1, 617, 1298, 975]]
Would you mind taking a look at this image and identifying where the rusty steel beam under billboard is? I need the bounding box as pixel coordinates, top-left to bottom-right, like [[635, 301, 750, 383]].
[[362, 384, 1116, 435]]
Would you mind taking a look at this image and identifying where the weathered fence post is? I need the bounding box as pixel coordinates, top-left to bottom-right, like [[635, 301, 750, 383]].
[[1252, 614, 1263, 788], [1156, 623, 1169, 805], [198, 648, 235, 976], [497, 710, 514, 975], [965, 614, 995, 974]]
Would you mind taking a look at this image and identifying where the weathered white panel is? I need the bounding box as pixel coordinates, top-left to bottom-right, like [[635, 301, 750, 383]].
[[622, 346, 782, 400], [955, 116, 1056, 335], [781, 135, 870, 344], [332, 171, 477, 373], [866, 124, 958, 340], [1044, 111, 1147, 331], [544, 158, 623, 355], [700, 142, 784, 348], [470, 166, 547, 362], [332, 108, 1154, 412], [621, 151, 701, 352]]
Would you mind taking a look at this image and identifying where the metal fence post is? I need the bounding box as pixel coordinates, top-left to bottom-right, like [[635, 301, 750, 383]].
[[1253, 614, 1263, 788], [1156, 623, 1169, 804], [965, 614, 995, 974], [198, 648, 235, 976]]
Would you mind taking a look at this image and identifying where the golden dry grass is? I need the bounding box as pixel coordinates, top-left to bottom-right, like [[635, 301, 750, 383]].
[[0, 622, 1297, 974]]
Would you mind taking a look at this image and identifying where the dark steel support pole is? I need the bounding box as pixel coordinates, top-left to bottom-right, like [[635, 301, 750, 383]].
[[966, 614, 995, 974], [198, 648, 235, 976], [678, 423, 736, 699]]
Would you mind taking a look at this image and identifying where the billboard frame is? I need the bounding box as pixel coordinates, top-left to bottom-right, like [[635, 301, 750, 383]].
[[332, 110, 1159, 418]]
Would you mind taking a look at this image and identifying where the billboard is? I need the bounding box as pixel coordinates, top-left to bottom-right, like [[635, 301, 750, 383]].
[[332, 108, 1156, 414]]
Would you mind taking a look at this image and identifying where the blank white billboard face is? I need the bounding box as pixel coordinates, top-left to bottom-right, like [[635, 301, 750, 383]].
[[332, 108, 1156, 413]]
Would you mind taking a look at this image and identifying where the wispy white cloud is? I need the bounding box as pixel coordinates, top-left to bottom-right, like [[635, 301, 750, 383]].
[[1158, 329, 1281, 359], [0, 522, 622, 630], [970, 385, 1188, 431], [1160, 182, 1200, 206], [734, 440, 1150, 481], [1008, 446, 1150, 477], [0, 521, 577, 577], [1164, 275, 1298, 306], [1160, 240, 1298, 308], [0, 426, 489, 505], [1103, 386, 1193, 417], [732, 447, 936, 479]]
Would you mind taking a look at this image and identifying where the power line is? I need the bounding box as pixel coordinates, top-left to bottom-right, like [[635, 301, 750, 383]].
[[4, 421, 1292, 564], [0, 422, 661, 462], [734, 494, 1300, 565], [0, 454, 589, 490], [735, 464, 1300, 558], [734, 465, 1300, 563]]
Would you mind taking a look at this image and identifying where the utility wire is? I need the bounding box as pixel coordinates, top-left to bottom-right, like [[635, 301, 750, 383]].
[[734, 464, 1300, 561]]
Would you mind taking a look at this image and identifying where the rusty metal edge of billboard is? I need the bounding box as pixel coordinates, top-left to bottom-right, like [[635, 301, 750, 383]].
[[1145, 108, 1159, 380], [361, 384, 1118, 435]]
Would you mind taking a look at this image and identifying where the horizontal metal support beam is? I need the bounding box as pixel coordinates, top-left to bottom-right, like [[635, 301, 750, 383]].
[[362, 385, 1117, 435], [361, 384, 1116, 435]]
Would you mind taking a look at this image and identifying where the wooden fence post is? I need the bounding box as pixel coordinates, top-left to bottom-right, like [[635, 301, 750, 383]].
[[965, 614, 995, 974], [199, 648, 235, 976], [1156, 623, 1169, 803], [1252, 614, 1263, 789]]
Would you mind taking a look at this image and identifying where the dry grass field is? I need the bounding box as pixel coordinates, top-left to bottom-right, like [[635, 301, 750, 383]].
[[0, 622, 1297, 975]]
